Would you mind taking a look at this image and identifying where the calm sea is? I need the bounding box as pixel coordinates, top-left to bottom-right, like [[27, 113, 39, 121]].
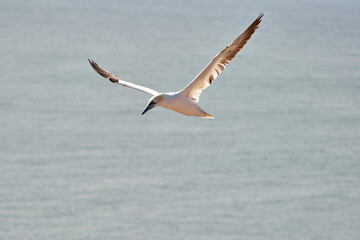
[[1, 0, 359, 239]]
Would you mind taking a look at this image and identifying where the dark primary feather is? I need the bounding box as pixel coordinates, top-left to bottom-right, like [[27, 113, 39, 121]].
[[88, 59, 120, 83], [218, 12, 264, 64]]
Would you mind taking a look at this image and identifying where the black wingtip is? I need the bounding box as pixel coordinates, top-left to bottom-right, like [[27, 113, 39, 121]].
[[258, 12, 264, 20]]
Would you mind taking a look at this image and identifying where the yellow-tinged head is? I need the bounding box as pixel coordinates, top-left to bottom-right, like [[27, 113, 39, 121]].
[[141, 94, 164, 115]]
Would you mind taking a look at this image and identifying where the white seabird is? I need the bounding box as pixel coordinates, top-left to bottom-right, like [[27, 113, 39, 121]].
[[89, 13, 263, 119]]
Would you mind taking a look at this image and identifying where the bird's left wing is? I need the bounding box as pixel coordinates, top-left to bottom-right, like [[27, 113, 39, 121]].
[[88, 59, 159, 96], [180, 13, 263, 102]]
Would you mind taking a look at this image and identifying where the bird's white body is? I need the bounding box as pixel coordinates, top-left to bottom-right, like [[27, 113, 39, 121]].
[[159, 92, 212, 118], [88, 13, 263, 119]]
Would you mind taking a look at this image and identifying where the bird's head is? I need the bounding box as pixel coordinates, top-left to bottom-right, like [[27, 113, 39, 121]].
[[141, 94, 164, 115]]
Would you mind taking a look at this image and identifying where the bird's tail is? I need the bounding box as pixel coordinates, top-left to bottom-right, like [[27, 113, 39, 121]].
[[201, 111, 214, 119]]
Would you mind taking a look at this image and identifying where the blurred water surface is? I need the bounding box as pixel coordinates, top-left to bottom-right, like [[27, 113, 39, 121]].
[[1, 0, 359, 239]]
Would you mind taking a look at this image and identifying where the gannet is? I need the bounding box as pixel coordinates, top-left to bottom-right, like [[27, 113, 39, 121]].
[[89, 13, 263, 119]]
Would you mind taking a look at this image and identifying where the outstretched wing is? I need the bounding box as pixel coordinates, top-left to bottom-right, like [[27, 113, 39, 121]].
[[180, 13, 263, 102], [88, 59, 159, 96]]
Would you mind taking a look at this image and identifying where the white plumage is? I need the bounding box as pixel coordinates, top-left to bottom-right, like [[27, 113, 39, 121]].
[[89, 13, 263, 119]]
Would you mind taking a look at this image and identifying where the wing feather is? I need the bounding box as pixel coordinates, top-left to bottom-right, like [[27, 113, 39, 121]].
[[88, 59, 159, 96], [180, 13, 263, 102]]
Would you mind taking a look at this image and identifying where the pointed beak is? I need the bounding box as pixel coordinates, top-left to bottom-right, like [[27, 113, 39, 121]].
[[141, 101, 155, 115]]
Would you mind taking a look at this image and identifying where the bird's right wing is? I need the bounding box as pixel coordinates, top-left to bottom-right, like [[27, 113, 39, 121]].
[[179, 13, 263, 102], [88, 59, 159, 96]]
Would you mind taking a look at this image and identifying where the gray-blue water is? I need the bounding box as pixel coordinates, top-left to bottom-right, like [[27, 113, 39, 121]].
[[1, 0, 360, 239]]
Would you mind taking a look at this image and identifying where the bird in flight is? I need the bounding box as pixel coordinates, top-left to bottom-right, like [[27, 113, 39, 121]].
[[89, 13, 263, 119]]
